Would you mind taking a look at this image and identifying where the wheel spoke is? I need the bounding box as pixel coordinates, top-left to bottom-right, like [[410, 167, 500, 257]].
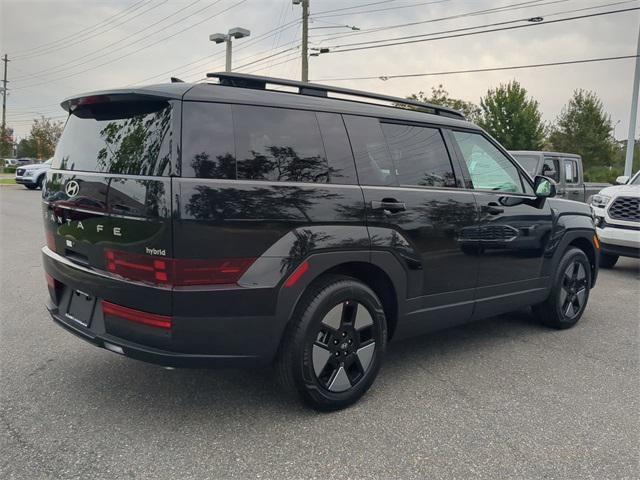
[[321, 304, 343, 330], [565, 299, 575, 317], [312, 344, 332, 377], [327, 366, 351, 392], [559, 287, 569, 309], [353, 304, 373, 330], [342, 301, 358, 326], [356, 342, 375, 372], [575, 287, 586, 309]]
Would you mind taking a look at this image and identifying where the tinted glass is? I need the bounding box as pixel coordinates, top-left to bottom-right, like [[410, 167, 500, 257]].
[[53, 101, 171, 176], [182, 102, 235, 179], [316, 112, 357, 184], [512, 154, 539, 176], [542, 157, 560, 182], [564, 159, 579, 183], [452, 131, 526, 194], [234, 105, 329, 183], [344, 115, 394, 186], [381, 123, 455, 187]]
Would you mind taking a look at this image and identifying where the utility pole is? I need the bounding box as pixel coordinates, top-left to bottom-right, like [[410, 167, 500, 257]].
[[294, 0, 310, 82], [1, 54, 8, 152], [624, 25, 640, 177]]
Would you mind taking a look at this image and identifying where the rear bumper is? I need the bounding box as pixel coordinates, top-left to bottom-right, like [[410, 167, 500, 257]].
[[47, 301, 263, 367], [42, 247, 283, 367]]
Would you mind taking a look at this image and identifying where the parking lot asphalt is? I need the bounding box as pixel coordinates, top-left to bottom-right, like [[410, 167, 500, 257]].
[[1, 184, 638, 480]]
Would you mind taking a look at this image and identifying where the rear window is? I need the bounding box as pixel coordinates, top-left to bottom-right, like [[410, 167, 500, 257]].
[[52, 100, 172, 176], [512, 154, 539, 177]]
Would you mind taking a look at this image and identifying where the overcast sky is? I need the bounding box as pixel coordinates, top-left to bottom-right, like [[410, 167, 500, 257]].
[[1, 0, 639, 141]]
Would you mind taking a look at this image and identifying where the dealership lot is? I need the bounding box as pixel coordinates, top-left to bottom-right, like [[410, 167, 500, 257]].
[[1, 185, 638, 479]]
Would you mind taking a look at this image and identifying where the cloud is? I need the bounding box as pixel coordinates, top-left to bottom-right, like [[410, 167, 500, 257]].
[[1, 0, 638, 140]]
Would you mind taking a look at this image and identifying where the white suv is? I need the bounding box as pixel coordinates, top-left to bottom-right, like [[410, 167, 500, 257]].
[[590, 170, 640, 268]]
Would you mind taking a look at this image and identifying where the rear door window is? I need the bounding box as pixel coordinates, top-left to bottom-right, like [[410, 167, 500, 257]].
[[343, 115, 395, 186], [233, 105, 330, 183], [53, 100, 172, 176], [381, 123, 456, 188], [563, 159, 579, 184], [181, 102, 235, 179]]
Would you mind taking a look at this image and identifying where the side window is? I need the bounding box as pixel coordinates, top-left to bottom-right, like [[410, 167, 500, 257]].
[[542, 158, 560, 182], [343, 115, 395, 186], [233, 105, 329, 183], [381, 123, 456, 188], [182, 102, 236, 179], [452, 131, 527, 194], [316, 112, 357, 184], [563, 159, 579, 184]]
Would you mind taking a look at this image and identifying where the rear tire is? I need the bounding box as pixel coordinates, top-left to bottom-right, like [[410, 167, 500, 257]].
[[599, 253, 618, 269], [276, 275, 387, 411], [532, 247, 591, 329]]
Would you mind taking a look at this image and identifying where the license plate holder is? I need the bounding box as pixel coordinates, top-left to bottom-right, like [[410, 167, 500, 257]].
[[66, 289, 96, 327]]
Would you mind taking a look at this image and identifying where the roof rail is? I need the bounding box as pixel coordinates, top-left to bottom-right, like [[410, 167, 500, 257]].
[[205, 72, 465, 120]]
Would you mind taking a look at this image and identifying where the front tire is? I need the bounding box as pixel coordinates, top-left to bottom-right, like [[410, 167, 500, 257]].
[[599, 253, 618, 269], [277, 275, 387, 411], [532, 247, 591, 329], [25, 184, 38, 190]]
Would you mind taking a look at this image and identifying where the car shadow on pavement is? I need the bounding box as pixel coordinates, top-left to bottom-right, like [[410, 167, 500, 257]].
[[56, 307, 550, 420]]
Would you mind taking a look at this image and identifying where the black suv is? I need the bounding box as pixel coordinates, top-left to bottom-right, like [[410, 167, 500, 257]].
[[43, 73, 599, 410]]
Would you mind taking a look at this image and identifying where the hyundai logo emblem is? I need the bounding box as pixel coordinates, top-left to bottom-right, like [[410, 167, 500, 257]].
[[65, 180, 80, 198]]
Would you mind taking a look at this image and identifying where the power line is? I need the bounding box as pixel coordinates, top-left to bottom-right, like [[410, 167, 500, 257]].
[[310, 55, 639, 82], [12, 0, 214, 80], [9, 0, 151, 56], [312, 0, 397, 16], [309, 0, 570, 42], [12, 0, 168, 61], [324, 6, 640, 53], [313, 0, 450, 19], [12, 0, 249, 91]]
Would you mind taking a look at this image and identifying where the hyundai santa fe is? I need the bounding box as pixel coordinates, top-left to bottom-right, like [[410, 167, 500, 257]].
[[42, 73, 599, 410]]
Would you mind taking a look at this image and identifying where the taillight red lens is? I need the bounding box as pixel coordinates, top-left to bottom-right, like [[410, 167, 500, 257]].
[[173, 258, 255, 286], [102, 301, 172, 329], [104, 249, 254, 286]]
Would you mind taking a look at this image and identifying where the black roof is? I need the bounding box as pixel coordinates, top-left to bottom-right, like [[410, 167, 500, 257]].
[[60, 74, 478, 131]]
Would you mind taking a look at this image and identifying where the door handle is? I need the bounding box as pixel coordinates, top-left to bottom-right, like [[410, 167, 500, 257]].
[[483, 202, 504, 215], [371, 199, 406, 213]]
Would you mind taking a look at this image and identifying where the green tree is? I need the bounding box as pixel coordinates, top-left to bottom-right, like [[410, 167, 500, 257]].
[[477, 80, 545, 150], [1, 126, 14, 157], [23, 116, 64, 159], [549, 89, 615, 171], [406, 84, 481, 121], [16, 138, 36, 158]]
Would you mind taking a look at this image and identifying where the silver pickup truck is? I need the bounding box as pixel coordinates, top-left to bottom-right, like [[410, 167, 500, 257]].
[[510, 151, 609, 203]]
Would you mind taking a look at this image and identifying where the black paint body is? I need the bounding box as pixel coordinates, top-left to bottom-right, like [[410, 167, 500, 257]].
[[42, 82, 599, 367]]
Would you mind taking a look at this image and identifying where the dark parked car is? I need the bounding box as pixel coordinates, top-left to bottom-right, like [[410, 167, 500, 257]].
[[42, 74, 599, 410], [510, 150, 609, 203]]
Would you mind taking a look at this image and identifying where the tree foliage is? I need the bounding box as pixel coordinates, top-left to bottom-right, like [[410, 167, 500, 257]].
[[477, 80, 545, 150], [406, 85, 481, 121], [549, 89, 616, 170], [16, 116, 64, 159]]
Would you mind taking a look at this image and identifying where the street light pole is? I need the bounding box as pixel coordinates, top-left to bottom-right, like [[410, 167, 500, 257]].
[[1, 54, 8, 149], [624, 24, 640, 176], [210, 27, 250, 72]]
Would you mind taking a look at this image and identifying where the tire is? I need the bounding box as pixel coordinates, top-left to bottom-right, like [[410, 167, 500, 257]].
[[276, 275, 387, 411], [599, 253, 618, 269], [532, 247, 591, 329], [25, 184, 37, 190], [36, 175, 44, 190]]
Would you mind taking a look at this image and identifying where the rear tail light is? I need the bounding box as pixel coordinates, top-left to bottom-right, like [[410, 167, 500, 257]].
[[104, 249, 254, 286], [102, 301, 172, 329], [45, 273, 61, 304]]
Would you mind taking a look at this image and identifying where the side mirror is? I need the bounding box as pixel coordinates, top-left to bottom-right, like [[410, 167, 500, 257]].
[[534, 175, 556, 198], [615, 175, 629, 185]]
